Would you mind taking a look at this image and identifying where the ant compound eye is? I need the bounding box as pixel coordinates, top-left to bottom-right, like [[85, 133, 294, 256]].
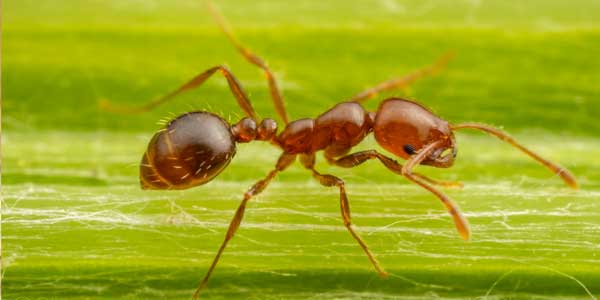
[[403, 144, 416, 155]]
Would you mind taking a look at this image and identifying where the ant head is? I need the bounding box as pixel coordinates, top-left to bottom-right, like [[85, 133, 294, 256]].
[[373, 98, 456, 168]]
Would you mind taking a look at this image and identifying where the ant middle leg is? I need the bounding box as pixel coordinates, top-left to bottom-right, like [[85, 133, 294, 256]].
[[206, 0, 290, 124], [326, 149, 463, 188], [100, 65, 259, 120], [348, 52, 454, 103], [192, 153, 296, 299], [299, 154, 389, 278]]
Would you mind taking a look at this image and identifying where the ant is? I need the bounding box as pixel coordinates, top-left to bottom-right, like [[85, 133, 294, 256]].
[[101, 2, 578, 299]]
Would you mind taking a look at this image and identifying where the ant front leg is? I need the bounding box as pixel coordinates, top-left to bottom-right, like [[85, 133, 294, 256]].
[[299, 154, 389, 278], [399, 142, 470, 240], [330, 148, 470, 240], [100, 65, 259, 120], [192, 153, 296, 299], [328, 150, 463, 188], [348, 52, 454, 103]]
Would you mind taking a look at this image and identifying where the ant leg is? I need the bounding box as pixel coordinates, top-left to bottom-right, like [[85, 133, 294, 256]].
[[206, 1, 290, 124], [348, 52, 454, 103], [192, 153, 296, 299], [412, 173, 464, 188], [299, 154, 389, 278], [452, 123, 578, 189], [328, 147, 470, 240], [327, 150, 463, 188], [100, 65, 259, 120], [398, 142, 470, 240]]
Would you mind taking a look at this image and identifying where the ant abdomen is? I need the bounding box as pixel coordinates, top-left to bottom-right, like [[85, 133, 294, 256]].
[[140, 112, 236, 190]]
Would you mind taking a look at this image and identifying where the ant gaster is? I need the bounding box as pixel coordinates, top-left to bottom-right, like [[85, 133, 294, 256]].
[[102, 2, 578, 299]]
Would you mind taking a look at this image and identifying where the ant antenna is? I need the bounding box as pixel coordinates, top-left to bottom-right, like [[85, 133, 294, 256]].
[[452, 122, 578, 189]]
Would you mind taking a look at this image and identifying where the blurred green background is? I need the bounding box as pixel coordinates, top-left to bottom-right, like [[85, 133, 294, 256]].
[[2, 1, 600, 299]]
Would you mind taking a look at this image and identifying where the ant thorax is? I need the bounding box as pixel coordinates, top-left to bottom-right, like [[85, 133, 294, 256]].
[[276, 102, 372, 154]]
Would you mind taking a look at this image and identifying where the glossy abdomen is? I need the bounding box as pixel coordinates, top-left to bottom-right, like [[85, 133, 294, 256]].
[[140, 112, 236, 190]]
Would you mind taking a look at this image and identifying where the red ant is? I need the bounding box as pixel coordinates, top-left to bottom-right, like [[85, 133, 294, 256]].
[[102, 2, 578, 299]]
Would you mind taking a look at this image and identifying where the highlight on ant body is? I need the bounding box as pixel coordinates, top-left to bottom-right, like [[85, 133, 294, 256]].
[[101, 2, 578, 299]]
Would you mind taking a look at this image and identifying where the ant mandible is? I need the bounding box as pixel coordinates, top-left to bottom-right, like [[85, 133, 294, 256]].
[[102, 2, 578, 299]]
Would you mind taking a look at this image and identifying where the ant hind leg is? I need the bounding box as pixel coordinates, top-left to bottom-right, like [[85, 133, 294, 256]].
[[192, 153, 296, 299], [206, 0, 290, 124], [100, 65, 259, 120]]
